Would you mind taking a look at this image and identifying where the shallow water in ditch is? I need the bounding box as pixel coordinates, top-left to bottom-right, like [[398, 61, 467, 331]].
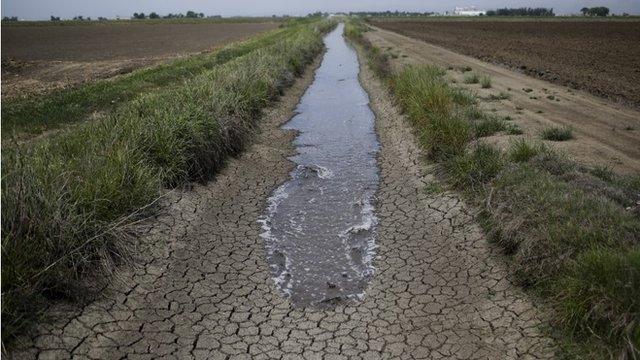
[[259, 23, 380, 307]]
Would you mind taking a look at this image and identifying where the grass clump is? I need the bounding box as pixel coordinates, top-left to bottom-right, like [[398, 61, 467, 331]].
[[541, 126, 574, 141], [506, 123, 523, 135], [463, 72, 480, 84], [485, 91, 511, 101], [474, 116, 507, 137], [1, 19, 334, 343], [509, 139, 546, 162], [424, 181, 445, 194], [392, 66, 470, 158], [558, 248, 640, 356], [344, 20, 390, 78], [447, 144, 504, 190], [480, 75, 492, 88]]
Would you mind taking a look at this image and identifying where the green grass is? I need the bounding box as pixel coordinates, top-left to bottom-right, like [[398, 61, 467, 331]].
[[393, 66, 470, 159], [2, 21, 315, 140], [1, 19, 335, 344], [506, 123, 523, 134], [541, 126, 574, 141], [348, 19, 640, 357], [474, 116, 507, 137], [509, 139, 546, 162], [446, 144, 505, 191], [480, 75, 492, 88], [424, 181, 445, 194], [463, 72, 480, 84]]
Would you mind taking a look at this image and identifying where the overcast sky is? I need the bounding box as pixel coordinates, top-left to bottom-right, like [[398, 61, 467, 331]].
[[3, 0, 640, 20]]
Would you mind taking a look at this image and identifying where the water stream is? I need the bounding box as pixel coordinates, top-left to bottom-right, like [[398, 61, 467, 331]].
[[259, 23, 380, 307]]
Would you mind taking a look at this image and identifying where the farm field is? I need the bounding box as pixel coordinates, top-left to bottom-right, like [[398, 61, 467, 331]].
[[372, 19, 640, 108], [1, 21, 279, 98]]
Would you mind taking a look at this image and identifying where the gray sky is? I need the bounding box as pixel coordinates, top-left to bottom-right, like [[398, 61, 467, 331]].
[[3, 0, 640, 20]]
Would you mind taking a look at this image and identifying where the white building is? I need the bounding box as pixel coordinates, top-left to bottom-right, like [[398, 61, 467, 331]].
[[453, 6, 486, 16]]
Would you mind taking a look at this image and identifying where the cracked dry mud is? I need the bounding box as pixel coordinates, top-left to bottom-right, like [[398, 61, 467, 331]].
[[10, 35, 556, 359]]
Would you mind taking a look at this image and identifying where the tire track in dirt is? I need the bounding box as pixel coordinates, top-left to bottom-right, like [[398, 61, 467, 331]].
[[9, 33, 555, 360]]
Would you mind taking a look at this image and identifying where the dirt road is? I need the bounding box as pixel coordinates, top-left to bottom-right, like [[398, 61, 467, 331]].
[[10, 30, 554, 359], [366, 26, 640, 175]]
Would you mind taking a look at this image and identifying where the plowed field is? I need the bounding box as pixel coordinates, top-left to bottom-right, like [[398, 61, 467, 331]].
[[373, 20, 640, 108]]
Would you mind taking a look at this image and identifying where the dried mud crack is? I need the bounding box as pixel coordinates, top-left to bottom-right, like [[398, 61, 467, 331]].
[[10, 32, 555, 359]]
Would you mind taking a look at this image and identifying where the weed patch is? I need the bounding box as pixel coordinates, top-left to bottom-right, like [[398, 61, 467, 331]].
[[480, 75, 492, 88], [541, 126, 573, 141], [463, 72, 480, 84], [474, 116, 507, 137]]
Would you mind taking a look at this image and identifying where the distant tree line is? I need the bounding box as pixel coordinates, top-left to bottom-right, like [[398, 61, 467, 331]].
[[306, 11, 329, 17], [486, 7, 555, 16], [580, 7, 610, 16], [2, 16, 19, 21], [132, 11, 206, 19], [349, 11, 434, 17]]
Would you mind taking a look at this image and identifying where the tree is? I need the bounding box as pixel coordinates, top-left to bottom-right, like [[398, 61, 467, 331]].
[[590, 7, 610, 16], [2, 16, 18, 21], [50, 15, 61, 21], [186, 10, 197, 18], [149, 12, 160, 19], [582, 6, 609, 16], [490, 7, 554, 16], [132, 12, 146, 19]]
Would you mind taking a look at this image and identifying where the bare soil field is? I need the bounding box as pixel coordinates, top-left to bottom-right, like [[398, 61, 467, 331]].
[[365, 26, 640, 174], [372, 20, 640, 108], [1, 22, 278, 97]]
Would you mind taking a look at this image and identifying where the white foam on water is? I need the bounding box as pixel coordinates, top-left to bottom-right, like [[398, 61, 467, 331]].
[[270, 252, 293, 297], [295, 164, 334, 179], [340, 192, 379, 278], [259, 184, 294, 297]]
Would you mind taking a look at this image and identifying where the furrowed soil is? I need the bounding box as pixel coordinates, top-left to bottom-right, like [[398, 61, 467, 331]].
[[365, 25, 640, 175], [373, 20, 640, 109], [1, 22, 278, 98], [8, 30, 555, 359]]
